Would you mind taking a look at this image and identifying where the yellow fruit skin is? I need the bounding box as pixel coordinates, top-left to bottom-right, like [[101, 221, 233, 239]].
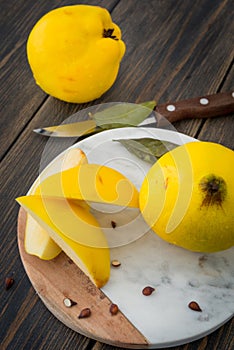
[[35, 163, 139, 208], [17, 195, 110, 288], [139, 142, 234, 253], [25, 148, 87, 260], [27, 5, 126, 103]]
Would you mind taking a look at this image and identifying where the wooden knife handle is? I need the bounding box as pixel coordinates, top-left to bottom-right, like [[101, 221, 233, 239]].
[[155, 92, 234, 123]]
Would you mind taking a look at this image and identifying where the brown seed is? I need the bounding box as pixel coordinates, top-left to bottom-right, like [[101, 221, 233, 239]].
[[5, 277, 14, 290], [63, 297, 77, 308], [109, 303, 119, 315], [188, 301, 202, 312], [78, 308, 91, 319], [142, 286, 155, 296], [111, 260, 121, 267], [111, 220, 116, 228]]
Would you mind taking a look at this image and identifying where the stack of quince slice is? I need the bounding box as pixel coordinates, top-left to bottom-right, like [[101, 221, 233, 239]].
[[16, 148, 139, 288]]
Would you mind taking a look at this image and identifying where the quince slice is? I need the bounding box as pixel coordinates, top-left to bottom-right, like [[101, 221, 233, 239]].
[[25, 148, 87, 260], [25, 215, 62, 260], [17, 195, 110, 288], [35, 163, 139, 208]]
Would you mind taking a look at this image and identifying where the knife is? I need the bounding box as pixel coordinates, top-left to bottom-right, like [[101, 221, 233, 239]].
[[34, 92, 234, 137]]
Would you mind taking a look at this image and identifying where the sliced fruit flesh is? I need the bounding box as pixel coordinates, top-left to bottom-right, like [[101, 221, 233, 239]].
[[17, 195, 110, 288], [25, 215, 62, 260], [35, 163, 139, 208], [25, 148, 88, 260]]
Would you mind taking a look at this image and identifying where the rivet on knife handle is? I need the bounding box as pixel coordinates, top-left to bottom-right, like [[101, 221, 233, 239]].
[[155, 92, 234, 123]]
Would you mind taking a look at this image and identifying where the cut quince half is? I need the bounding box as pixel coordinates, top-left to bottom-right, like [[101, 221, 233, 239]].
[[35, 163, 139, 208], [25, 148, 88, 260], [17, 195, 110, 288]]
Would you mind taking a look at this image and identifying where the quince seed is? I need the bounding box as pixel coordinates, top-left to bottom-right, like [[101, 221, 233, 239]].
[[78, 308, 91, 319], [5, 277, 14, 290], [111, 220, 116, 228], [142, 286, 155, 296], [109, 303, 119, 315], [63, 298, 77, 308], [188, 301, 202, 312], [111, 260, 121, 267]]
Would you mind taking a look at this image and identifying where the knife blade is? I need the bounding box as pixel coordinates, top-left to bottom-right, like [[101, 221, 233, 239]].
[[34, 92, 234, 137], [34, 119, 99, 138]]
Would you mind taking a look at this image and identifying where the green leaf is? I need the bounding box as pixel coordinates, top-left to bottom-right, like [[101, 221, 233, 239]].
[[93, 101, 156, 129], [114, 138, 177, 164]]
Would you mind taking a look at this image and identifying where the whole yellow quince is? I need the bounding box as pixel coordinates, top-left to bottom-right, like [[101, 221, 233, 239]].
[[139, 142, 234, 253], [26, 5, 126, 103]]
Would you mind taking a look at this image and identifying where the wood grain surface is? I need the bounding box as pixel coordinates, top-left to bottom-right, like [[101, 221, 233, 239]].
[[17, 208, 148, 349], [1, 0, 233, 350]]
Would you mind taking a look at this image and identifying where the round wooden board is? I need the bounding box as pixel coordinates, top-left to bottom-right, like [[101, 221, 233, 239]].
[[17, 208, 148, 349], [17, 128, 234, 348]]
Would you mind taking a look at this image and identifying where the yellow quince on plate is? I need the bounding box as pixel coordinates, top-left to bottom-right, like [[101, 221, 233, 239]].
[[139, 141, 234, 253]]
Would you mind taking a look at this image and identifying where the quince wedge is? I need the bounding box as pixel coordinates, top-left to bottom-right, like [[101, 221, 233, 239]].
[[25, 148, 88, 260], [35, 163, 139, 208], [25, 215, 62, 260], [17, 195, 110, 288]]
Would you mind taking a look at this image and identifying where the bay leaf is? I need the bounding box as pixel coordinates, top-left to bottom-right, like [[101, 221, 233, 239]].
[[114, 138, 178, 164], [93, 101, 156, 129]]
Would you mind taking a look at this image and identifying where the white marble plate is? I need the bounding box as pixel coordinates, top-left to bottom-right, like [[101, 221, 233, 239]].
[[35, 127, 234, 348]]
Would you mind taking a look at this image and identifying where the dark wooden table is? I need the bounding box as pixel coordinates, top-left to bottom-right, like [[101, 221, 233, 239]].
[[1, 1, 233, 349]]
